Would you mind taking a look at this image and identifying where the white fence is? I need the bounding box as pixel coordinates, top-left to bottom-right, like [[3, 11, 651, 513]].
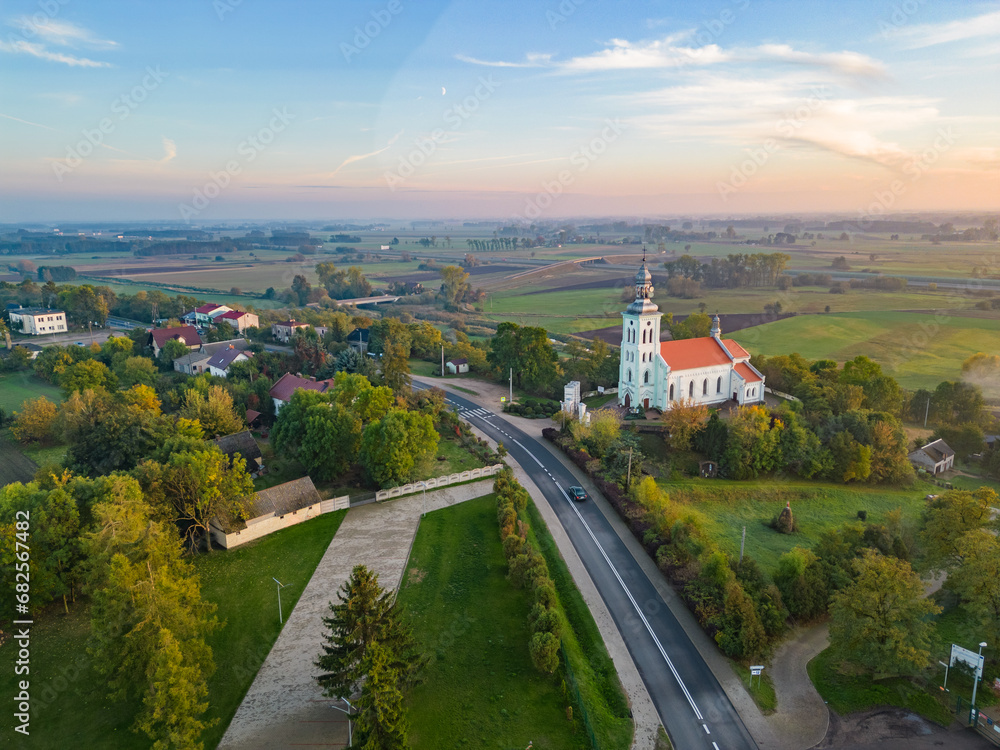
[[375, 464, 505, 502], [581, 387, 618, 399], [764, 386, 800, 402], [320, 495, 351, 513]]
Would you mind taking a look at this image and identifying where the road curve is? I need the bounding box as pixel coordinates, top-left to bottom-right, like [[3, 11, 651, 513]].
[[417, 384, 757, 750]]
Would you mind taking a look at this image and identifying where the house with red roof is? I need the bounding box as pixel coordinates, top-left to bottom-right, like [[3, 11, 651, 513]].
[[268, 372, 336, 413], [618, 259, 765, 411], [148, 325, 203, 357], [193, 303, 231, 326], [214, 309, 259, 333], [271, 319, 310, 343]]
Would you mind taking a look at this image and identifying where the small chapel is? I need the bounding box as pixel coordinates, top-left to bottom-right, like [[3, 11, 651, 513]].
[[617, 257, 766, 412]]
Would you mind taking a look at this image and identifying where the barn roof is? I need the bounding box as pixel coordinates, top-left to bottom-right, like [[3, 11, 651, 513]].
[[214, 477, 321, 533], [213, 430, 262, 466], [149, 325, 202, 349]]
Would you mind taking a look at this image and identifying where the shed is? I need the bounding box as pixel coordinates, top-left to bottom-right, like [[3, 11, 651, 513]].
[[210, 477, 330, 549], [213, 430, 263, 473], [446, 357, 469, 374], [908, 438, 956, 475]]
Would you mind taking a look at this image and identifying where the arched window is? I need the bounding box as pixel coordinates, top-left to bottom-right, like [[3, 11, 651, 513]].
[[688, 381, 694, 398], [717, 376, 722, 393], [669, 384, 674, 401], [627, 369, 632, 382], [643, 370, 649, 384], [702, 379, 708, 395]]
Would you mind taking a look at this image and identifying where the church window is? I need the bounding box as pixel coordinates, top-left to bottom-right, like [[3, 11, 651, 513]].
[[627, 369, 632, 382], [702, 379, 708, 395], [689, 381, 694, 398], [717, 376, 722, 393], [643, 370, 649, 384], [669, 384, 674, 400]]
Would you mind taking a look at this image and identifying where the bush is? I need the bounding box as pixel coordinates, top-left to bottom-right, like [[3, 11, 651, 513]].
[[529, 632, 560, 674]]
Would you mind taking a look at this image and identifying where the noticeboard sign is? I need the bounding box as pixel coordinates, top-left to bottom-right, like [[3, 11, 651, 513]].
[[951, 644, 985, 681], [750, 666, 763, 676]]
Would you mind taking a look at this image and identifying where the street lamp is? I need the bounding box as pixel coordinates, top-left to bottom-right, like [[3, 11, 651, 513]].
[[972, 641, 988, 711], [330, 697, 354, 745], [273, 578, 289, 624]]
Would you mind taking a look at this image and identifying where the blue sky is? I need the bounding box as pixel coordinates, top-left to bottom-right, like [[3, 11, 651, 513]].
[[0, 0, 997, 222]]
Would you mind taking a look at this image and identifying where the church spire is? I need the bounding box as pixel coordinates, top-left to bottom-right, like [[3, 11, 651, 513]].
[[626, 256, 658, 314]]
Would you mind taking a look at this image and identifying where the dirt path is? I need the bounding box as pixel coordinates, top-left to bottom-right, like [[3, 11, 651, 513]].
[[766, 623, 831, 749]]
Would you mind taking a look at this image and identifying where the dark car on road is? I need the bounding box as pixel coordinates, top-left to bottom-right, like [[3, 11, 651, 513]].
[[568, 486, 588, 502]]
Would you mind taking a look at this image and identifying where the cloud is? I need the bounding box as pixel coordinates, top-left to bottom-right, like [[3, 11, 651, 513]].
[[12, 17, 118, 48], [0, 39, 112, 67], [0, 112, 56, 130], [888, 9, 1000, 48], [457, 36, 884, 79], [328, 130, 403, 177], [159, 138, 177, 164]]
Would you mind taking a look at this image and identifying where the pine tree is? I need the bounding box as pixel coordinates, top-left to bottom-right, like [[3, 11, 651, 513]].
[[354, 642, 409, 750]]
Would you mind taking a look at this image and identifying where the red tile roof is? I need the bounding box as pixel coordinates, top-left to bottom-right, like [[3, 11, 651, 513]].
[[274, 320, 308, 329], [722, 339, 750, 359], [734, 362, 762, 383], [216, 310, 246, 321], [150, 325, 202, 349], [195, 303, 222, 314], [659, 336, 751, 371], [268, 372, 335, 403]]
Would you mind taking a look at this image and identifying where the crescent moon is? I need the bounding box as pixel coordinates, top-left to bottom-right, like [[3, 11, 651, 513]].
[[441, 86, 446, 95]]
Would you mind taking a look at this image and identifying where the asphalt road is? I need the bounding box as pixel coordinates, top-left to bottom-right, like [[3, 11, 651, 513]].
[[417, 384, 757, 750]]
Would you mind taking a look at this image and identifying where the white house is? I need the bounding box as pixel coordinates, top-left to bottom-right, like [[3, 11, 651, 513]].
[[617, 258, 765, 411], [214, 310, 259, 333], [908, 439, 956, 475], [206, 345, 252, 378], [8, 306, 67, 335]]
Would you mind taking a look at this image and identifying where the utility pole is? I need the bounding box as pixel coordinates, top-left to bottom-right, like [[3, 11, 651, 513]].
[[739, 526, 746, 565], [972, 642, 987, 710], [441, 344, 444, 377], [924, 397, 930, 428], [626, 447, 633, 490], [509, 367, 513, 404]]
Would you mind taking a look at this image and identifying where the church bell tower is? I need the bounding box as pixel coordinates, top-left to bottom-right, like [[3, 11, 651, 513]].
[[619, 250, 660, 410]]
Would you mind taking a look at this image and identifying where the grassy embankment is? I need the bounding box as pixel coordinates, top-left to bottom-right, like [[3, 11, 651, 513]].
[[399, 493, 633, 750], [2, 511, 346, 750]]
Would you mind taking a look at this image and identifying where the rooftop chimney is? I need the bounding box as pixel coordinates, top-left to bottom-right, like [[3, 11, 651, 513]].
[[309, 376, 316, 382]]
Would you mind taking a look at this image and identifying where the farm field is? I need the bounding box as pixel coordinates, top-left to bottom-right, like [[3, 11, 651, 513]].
[[658, 475, 939, 574], [0, 509, 347, 750], [738, 311, 1000, 389], [398, 494, 584, 750]]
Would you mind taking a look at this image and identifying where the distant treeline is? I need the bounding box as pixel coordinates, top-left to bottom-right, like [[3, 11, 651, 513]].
[[0, 236, 134, 256], [37, 266, 77, 282], [134, 239, 253, 256], [663, 252, 791, 289]]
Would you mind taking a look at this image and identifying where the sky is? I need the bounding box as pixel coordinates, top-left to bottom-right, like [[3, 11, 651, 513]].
[[0, 0, 997, 223]]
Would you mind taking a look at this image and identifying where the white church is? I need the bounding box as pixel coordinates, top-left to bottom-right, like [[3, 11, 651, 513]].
[[618, 258, 766, 411]]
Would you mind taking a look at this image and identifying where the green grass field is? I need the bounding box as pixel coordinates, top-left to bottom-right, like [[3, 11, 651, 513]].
[[739, 311, 1000, 389], [0, 371, 63, 414], [398, 495, 585, 750], [659, 476, 936, 574], [2, 510, 346, 750]]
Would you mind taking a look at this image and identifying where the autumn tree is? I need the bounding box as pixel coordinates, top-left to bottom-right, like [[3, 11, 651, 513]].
[[829, 550, 939, 678], [660, 398, 708, 451], [85, 481, 219, 747], [178, 385, 243, 438], [359, 409, 438, 487], [486, 322, 559, 395], [722, 405, 782, 479], [58, 359, 116, 395], [438, 265, 471, 309], [11, 396, 58, 444], [950, 530, 1000, 651], [920, 488, 998, 569]]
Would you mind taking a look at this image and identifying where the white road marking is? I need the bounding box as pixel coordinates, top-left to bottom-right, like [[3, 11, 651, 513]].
[[713, 743, 720, 750], [556, 481, 705, 723], [703, 723, 710, 734]]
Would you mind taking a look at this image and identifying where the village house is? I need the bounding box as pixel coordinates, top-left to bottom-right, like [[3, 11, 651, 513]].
[[268, 371, 336, 413], [149, 325, 202, 357], [213, 430, 264, 475], [347, 327, 370, 353], [272, 319, 310, 342], [908, 439, 956, 475], [214, 309, 259, 333], [618, 257, 765, 411], [206, 345, 252, 378]]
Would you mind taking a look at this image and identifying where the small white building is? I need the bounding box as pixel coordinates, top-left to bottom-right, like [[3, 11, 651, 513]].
[[908, 439, 956, 475], [446, 357, 469, 374], [8, 306, 67, 335], [206, 345, 252, 378], [214, 310, 259, 333]]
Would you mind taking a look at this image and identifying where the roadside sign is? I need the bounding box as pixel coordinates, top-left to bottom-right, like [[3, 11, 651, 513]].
[[951, 644, 985, 681], [750, 666, 763, 676], [500, 396, 506, 402]]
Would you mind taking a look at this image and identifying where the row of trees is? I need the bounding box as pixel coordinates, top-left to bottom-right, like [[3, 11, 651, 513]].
[[663, 253, 791, 289]]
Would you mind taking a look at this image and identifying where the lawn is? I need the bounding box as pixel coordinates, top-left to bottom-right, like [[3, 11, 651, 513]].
[[739, 311, 1000, 389], [0, 370, 63, 414], [415, 435, 488, 479], [659, 476, 934, 574], [399, 495, 593, 750], [2, 510, 346, 750]]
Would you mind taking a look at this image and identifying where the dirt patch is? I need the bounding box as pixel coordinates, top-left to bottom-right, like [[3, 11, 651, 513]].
[[0, 444, 38, 486], [815, 708, 978, 749], [407, 567, 427, 584]]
